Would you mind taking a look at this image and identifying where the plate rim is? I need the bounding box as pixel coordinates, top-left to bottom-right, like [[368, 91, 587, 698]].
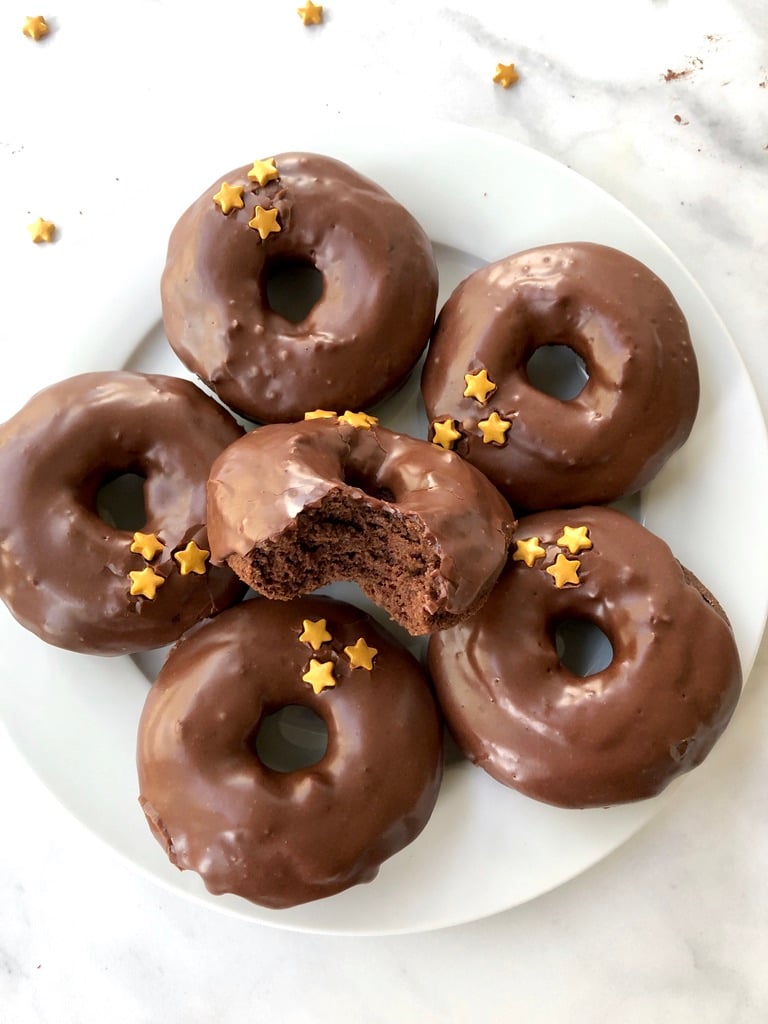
[[1, 119, 767, 935]]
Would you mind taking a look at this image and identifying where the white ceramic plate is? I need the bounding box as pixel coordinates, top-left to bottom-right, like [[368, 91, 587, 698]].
[[1, 122, 767, 935]]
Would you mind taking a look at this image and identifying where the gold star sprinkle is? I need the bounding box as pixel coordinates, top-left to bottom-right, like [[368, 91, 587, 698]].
[[247, 158, 279, 187], [493, 63, 519, 88], [173, 541, 210, 576], [303, 659, 336, 694], [248, 205, 281, 239], [297, 1, 323, 25], [344, 638, 378, 671], [213, 182, 244, 214], [463, 369, 497, 404], [546, 554, 581, 589], [556, 525, 593, 555], [129, 567, 165, 600], [478, 411, 512, 445], [338, 411, 378, 429], [130, 531, 163, 561], [304, 409, 337, 420], [512, 536, 546, 568], [22, 15, 49, 41], [299, 618, 332, 651], [28, 217, 55, 243], [432, 418, 462, 450]]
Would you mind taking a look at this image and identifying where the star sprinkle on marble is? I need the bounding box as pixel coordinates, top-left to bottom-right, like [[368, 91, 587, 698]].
[[248, 205, 281, 239], [299, 618, 333, 651], [463, 369, 497, 404], [297, 1, 323, 25], [344, 638, 378, 671], [247, 158, 279, 187], [130, 531, 163, 561], [173, 541, 210, 576], [129, 567, 165, 600], [22, 15, 49, 41], [478, 411, 512, 445], [28, 217, 55, 243], [556, 525, 593, 555], [213, 182, 244, 214], [493, 63, 519, 88], [512, 536, 546, 567], [431, 418, 462, 450], [302, 659, 337, 694], [546, 554, 581, 589], [339, 411, 378, 429]]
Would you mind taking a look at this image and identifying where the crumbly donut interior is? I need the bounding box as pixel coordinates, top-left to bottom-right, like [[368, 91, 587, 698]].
[[226, 492, 458, 636]]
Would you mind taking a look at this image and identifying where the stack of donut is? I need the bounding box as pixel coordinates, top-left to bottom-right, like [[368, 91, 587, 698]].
[[0, 152, 742, 911]]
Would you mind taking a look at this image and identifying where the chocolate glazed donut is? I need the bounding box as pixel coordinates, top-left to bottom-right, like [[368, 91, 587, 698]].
[[206, 415, 516, 635], [161, 152, 439, 423], [0, 372, 245, 655], [428, 506, 742, 808], [137, 595, 444, 909], [421, 243, 699, 510]]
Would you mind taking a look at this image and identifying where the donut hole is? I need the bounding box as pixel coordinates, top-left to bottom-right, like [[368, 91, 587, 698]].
[[95, 472, 147, 531], [264, 258, 324, 323], [554, 618, 613, 677], [250, 705, 329, 772], [526, 344, 588, 400]]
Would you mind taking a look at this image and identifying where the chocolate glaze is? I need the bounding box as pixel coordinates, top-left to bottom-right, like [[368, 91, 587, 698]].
[[137, 595, 443, 909], [421, 242, 699, 510], [428, 506, 742, 808], [161, 152, 439, 423], [206, 417, 516, 634], [0, 372, 245, 655]]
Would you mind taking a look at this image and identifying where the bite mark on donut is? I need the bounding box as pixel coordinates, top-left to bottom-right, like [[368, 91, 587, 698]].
[[207, 419, 514, 635], [226, 493, 452, 635]]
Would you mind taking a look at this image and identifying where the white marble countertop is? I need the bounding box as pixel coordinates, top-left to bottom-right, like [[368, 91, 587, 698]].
[[1, 1, 767, 1020]]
